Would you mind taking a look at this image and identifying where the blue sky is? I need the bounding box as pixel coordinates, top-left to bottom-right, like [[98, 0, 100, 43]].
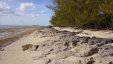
[[0, 0, 53, 26]]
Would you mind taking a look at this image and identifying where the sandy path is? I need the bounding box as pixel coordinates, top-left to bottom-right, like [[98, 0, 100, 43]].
[[0, 31, 46, 64]]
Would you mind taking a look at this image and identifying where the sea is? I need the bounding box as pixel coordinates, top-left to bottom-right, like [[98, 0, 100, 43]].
[[0, 25, 18, 29]]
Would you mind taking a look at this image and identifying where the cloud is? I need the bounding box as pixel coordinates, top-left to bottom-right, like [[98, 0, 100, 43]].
[[0, 1, 14, 16], [0, 2, 36, 16], [18, 2, 35, 11], [0, 1, 52, 26], [0, 1, 10, 11], [0, 2, 50, 17]]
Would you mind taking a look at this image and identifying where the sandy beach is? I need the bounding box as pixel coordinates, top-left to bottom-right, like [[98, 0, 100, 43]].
[[0, 31, 42, 64], [0, 27, 113, 64]]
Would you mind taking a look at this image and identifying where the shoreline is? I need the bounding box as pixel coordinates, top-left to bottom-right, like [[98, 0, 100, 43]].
[[0, 27, 38, 48]]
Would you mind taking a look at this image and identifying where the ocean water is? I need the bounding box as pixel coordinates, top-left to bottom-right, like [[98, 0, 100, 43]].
[[0, 25, 18, 29]]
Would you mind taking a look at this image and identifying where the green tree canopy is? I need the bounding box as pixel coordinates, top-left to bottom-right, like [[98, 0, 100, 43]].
[[48, 0, 113, 29]]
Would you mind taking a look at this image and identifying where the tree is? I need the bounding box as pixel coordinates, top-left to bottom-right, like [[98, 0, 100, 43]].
[[48, 0, 113, 29]]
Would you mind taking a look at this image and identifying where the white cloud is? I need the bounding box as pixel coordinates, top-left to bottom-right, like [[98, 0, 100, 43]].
[[0, 1, 10, 11], [18, 2, 35, 11]]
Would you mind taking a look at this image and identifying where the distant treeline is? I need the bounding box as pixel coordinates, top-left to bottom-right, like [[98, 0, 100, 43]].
[[48, 0, 113, 29]]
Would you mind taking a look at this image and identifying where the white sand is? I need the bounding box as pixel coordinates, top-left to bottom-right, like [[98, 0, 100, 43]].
[[0, 31, 49, 64], [54, 27, 113, 39], [0, 27, 113, 64], [77, 30, 113, 39]]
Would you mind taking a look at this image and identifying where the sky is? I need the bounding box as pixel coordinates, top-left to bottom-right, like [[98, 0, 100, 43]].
[[0, 0, 53, 26]]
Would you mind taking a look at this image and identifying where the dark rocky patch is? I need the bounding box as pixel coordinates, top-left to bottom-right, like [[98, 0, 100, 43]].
[[87, 57, 95, 64], [31, 28, 113, 64]]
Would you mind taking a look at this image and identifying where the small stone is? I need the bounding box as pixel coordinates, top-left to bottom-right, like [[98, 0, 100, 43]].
[[30, 45, 39, 51], [87, 57, 95, 64], [45, 59, 51, 64], [0, 48, 4, 51], [22, 44, 33, 51], [109, 61, 113, 64], [87, 48, 99, 56]]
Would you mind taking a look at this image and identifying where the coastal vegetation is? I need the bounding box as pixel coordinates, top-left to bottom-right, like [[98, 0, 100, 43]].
[[48, 0, 113, 29]]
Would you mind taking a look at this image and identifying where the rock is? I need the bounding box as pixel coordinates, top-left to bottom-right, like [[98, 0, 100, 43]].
[[88, 37, 113, 46], [87, 48, 99, 57], [71, 36, 80, 42], [75, 44, 99, 57], [55, 56, 83, 64], [0, 48, 4, 51], [94, 56, 113, 64], [109, 61, 113, 64], [99, 45, 113, 57], [22, 44, 39, 51], [22, 44, 33, 51], [64, 42, 70, 49], [86, 57, 95, 64], [44, 58, 51, 64], [47, 25, 53, 28], [32, 28, 113, 64], [71, 41, 78, 47], [79, 37, 90, 43], [88, 38, 102, 45], [96, 39, 113, 47], [30, 45, 39, 51]]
